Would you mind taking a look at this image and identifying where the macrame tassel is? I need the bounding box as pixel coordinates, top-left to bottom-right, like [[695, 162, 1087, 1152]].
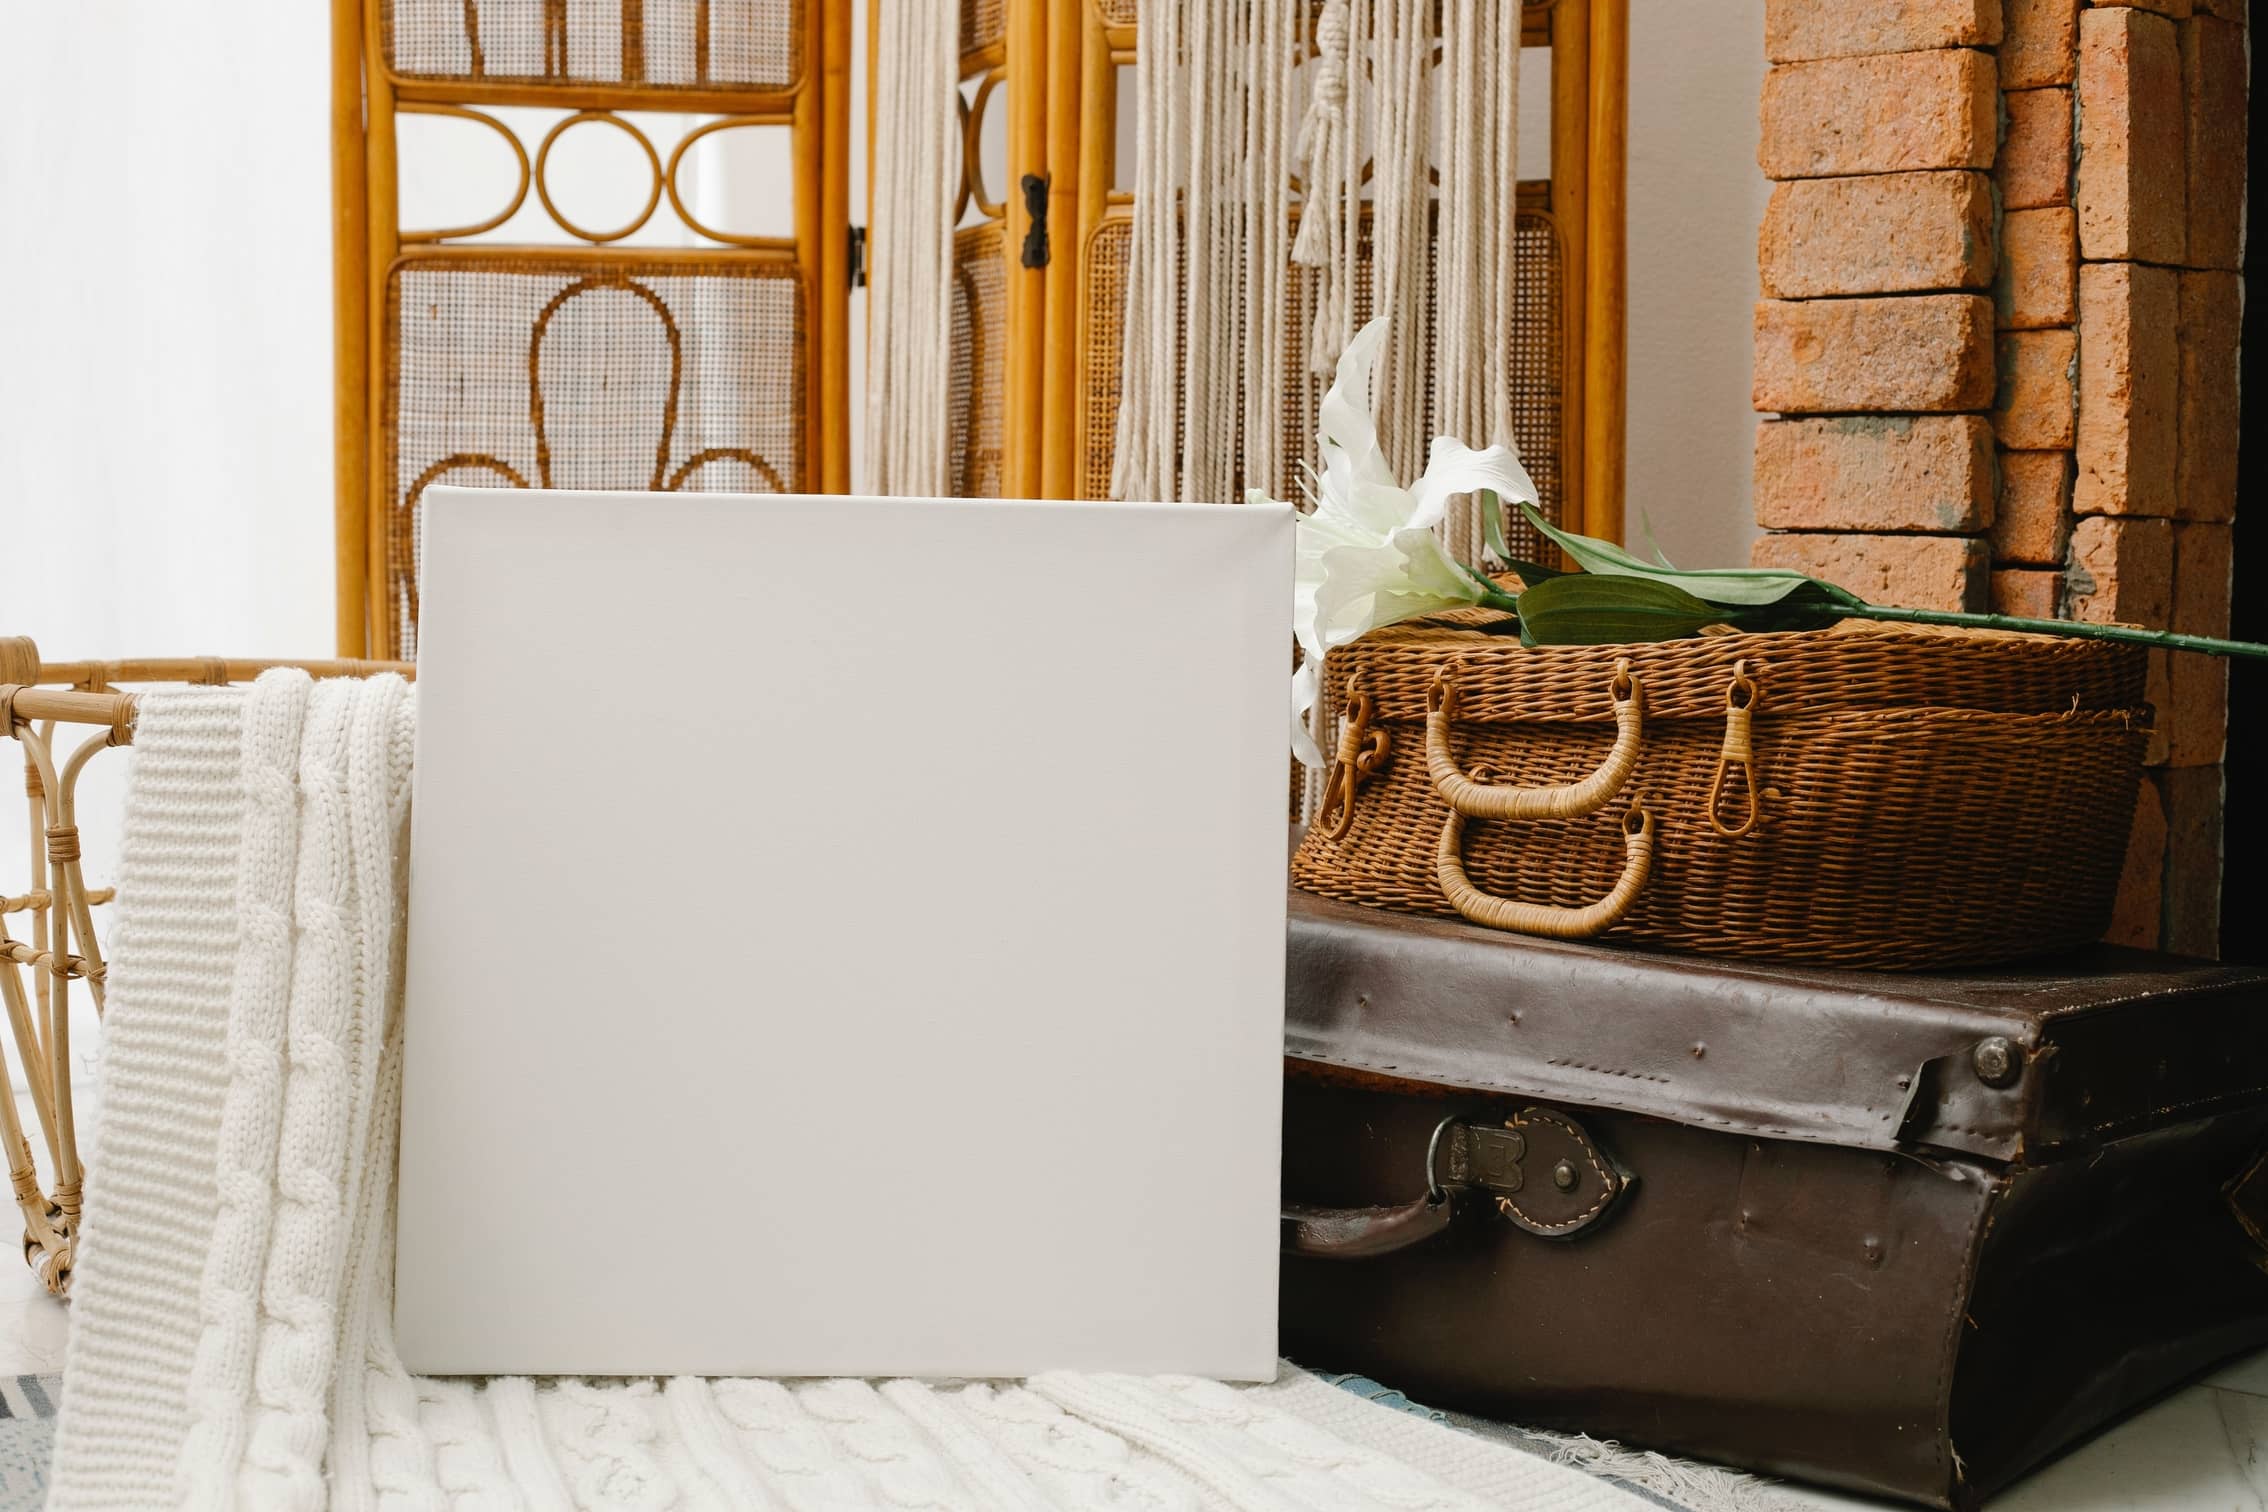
[[1290, 0, 1351, 375], [1426, 0, 1520, 562], [1111, 0, 1182, 501], [1368, 0, 1433, 483], [1179, 0, 1248, 503], [864, 0, 959, 495], [1241, 0, 1296, 500]]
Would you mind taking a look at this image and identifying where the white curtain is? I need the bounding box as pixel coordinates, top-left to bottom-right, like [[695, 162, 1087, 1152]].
[[0, 4, 339, 661], [0, 5, 336, 1098]]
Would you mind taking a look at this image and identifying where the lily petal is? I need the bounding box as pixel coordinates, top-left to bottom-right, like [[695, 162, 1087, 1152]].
[[1318, 318, 1398, 500], [1405, 436, 1542, 530], [1290, 657, 1325, 768], [1389, 526, 1488, 602]]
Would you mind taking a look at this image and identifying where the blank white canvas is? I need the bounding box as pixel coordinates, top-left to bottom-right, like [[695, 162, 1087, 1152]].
[[395, 488, 1290, 1380]]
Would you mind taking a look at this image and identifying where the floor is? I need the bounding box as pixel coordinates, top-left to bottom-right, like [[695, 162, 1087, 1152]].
[[5, 1252, 2266, 1512], [1771, 1367, 2268, 1511], [3, 1078, 2265, 1509]]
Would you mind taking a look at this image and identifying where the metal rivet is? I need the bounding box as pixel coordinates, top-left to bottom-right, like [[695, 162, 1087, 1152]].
[[1972, 1036, 2019, 1088], [1691, 1041, 1706, 1059], [1552, 1159, 1577, 1191]]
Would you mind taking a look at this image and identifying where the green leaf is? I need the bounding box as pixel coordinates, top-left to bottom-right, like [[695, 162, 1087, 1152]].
[[1637, 507, 1677, 570], [1514, 572, 1737, 648], [1514, 500, 1860, 609], [1499, 557, 1571, 586]]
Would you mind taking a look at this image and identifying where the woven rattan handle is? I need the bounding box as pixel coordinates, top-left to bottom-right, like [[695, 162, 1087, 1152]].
[[1436, 800, 1655, 940], [1316, 684, 1392, 842], [1426, 660, 1644, 820]]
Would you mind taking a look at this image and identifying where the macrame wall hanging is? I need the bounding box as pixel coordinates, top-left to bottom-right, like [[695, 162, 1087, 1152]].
[[865, 2, 962, 496], [1113, 0, 1522, 568]]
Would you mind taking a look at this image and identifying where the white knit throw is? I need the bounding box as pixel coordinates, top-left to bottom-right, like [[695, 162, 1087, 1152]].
[[47, 672, 1658, 1511]]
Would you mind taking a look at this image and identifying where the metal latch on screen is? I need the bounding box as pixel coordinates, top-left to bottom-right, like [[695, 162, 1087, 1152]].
[[847, 226, 867, 290], [1021, 174, 1050, 269]]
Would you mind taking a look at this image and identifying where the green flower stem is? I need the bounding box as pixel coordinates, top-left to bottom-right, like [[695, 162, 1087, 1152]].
[[1835, 602, 2268, 660], [1459, 563, 1525, 616]]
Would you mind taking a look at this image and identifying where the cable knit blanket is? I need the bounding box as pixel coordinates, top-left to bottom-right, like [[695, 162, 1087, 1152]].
[[46, 673, 1657, 1511]]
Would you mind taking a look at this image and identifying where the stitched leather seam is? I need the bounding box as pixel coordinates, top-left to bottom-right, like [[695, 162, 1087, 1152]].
[[1545, 1057, 1672, 1085], [1498, 1110, 1616, 1231]]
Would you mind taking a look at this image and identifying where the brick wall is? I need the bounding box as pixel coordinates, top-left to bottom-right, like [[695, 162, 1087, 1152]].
[[1751, 0, 2247, 955]]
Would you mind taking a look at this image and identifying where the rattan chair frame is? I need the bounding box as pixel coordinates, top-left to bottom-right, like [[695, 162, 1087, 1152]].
[[332, 0, 854, 660], [0, 636, 412, 1293]]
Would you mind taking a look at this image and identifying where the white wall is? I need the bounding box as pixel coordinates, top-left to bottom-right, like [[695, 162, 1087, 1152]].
[[1626, 0, 1771, 570]]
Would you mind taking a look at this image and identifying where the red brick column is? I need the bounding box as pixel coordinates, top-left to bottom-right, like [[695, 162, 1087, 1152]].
[[1751, 0, 2246, 955]]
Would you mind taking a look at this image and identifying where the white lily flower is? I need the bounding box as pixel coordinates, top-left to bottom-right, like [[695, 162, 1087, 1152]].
[[1272, 316, 1544, 766]]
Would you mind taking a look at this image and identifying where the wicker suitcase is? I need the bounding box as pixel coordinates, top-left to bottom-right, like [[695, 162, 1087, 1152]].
[[1291, 618, 2150, 968], [1277, 887, 2268, 1509]]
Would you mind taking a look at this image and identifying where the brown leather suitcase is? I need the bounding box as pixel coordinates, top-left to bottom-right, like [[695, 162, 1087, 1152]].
[[1278, 887, 2268, 1509]]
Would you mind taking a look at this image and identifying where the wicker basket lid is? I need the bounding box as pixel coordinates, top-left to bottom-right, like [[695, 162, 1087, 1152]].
[[1327, 616, 2149, 724]]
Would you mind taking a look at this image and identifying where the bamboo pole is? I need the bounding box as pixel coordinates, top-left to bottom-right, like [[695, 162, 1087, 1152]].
[[332, 0, 371, 657], [1038, 0, 1083, 499], [3, 658, 415, 741], [36, 656, 411, 687], [1582, 0, 1628, 547], [793, 7, 826, 495], [818, 0, 853, 493], [363, 0, 400, 658], [1551, 0, 1591, 545], [1003, 0, 1049, 498]]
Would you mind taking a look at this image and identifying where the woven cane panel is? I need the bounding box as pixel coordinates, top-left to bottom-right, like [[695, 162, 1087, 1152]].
[[1080, 216, 1132, 501], [961, 0, 1005, 58], [1504, 209, 1564, 558], [384, 257, 805, 658], [383, 0, 801, 91], [950, 223, 1008, 498], [1095, 0, 1137, 26], [1080, 208, 1564, 551]]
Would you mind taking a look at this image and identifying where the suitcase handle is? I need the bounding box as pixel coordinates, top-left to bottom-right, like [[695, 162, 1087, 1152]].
[[1436, 796, 1655, 940], [1283, 1111, 1631, 1261], [1425, 661, 1644, 820]]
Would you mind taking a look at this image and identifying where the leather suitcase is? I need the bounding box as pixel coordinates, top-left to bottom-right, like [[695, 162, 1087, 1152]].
[[1278, 887, 2268, 1509]]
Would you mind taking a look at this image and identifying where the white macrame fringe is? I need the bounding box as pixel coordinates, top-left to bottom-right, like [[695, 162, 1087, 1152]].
[[1108, 0, 1523, 814], [1432, 0, 1523, 566], [865, 0, 959, 496], [1115, 0, 1518, 525]]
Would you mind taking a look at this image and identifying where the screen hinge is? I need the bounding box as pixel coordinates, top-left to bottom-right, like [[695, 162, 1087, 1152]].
[[1020, 174, 1050, 269]]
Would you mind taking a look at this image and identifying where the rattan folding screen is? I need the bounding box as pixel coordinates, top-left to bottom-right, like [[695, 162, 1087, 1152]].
[[332, 0, 854, 659], [930, 0, 1626, 542]]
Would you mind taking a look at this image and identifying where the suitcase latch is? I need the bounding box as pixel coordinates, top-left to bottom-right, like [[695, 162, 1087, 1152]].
[[1439, 1108, 1629, 1239], [1282, 1106, 1630, 1261]]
